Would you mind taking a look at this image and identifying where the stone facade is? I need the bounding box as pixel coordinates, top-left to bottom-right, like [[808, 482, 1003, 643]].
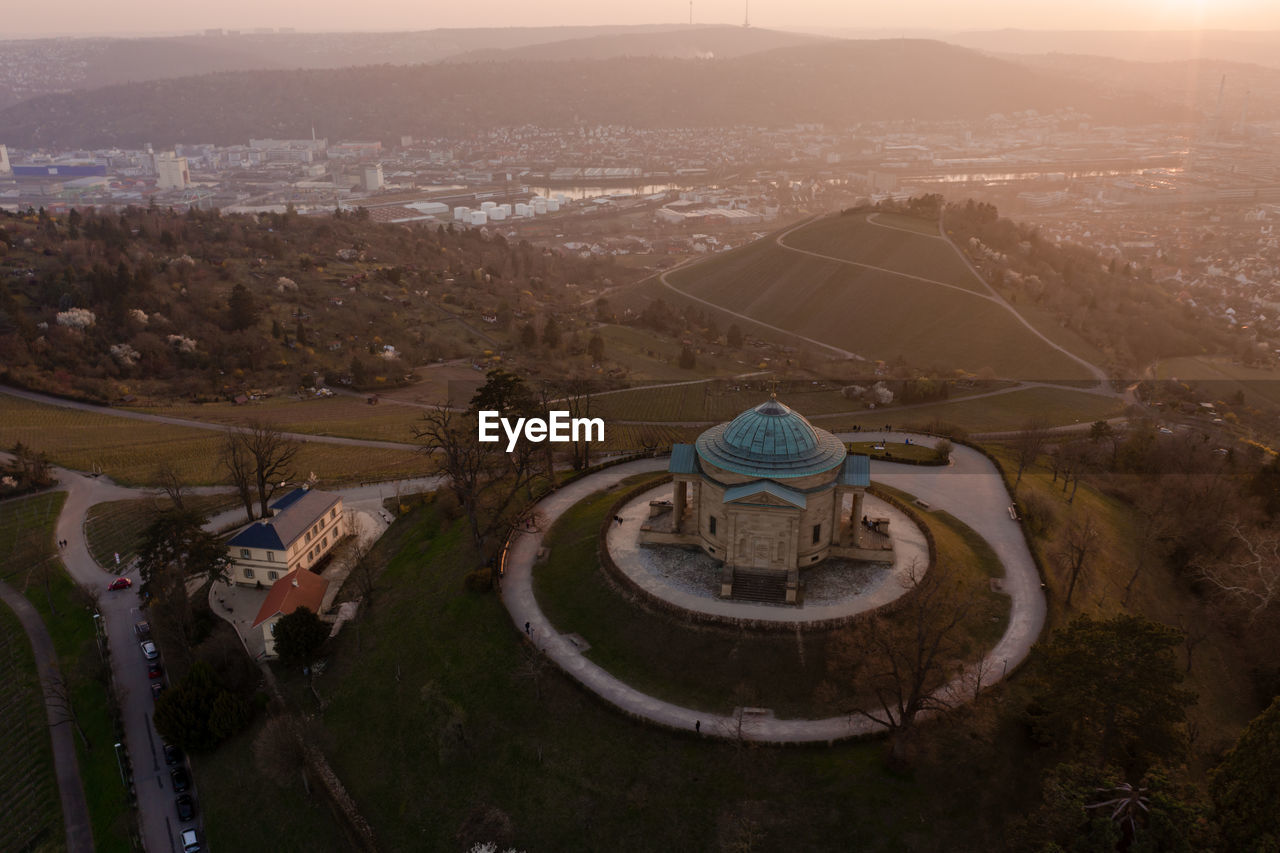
[[639, 399, 892, 601]]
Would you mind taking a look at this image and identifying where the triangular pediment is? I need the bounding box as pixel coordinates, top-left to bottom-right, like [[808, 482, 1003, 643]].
[[722, 482, 806, 509]]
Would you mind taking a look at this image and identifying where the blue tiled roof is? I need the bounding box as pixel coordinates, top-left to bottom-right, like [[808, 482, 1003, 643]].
[[669, 444, 697, 474], [723, 480, 807, 508], [228, 523, 286, 550], [838, 454, 871, 488], [270, 488, 309, 512], [695, 399, 846, 478]]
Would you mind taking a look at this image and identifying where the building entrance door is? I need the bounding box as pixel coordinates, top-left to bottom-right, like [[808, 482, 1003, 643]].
[[751, 537, 772, 566]]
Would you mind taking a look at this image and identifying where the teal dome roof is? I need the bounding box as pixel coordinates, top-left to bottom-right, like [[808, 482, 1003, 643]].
[[695, 399, 847, 479]]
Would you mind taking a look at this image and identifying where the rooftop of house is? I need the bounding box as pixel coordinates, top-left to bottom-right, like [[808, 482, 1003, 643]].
[[251, 567, 328, 628], [227, 488, 341, 552]]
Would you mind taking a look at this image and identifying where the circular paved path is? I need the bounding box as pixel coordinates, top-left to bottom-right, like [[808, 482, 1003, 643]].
[[500, 433, 1046, 743]]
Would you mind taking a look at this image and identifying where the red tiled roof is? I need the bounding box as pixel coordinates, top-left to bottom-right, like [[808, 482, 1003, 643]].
[[251, 569, 328, 628]]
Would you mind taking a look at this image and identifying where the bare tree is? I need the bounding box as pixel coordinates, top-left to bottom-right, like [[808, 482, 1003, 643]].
[[1056, 512, 1100, 606], [220, 428, 257, 521], [341, 538, 377, 605], [254, 714, 312, 792], [153, 462, 187, 512], [849, 560, 975, 761], [1011, 420, 1051, 491], [44, 667, 89, 750], [1194, 520, 1280, 620], [413, 406, 538, 555], [246, 421, 300, 518]]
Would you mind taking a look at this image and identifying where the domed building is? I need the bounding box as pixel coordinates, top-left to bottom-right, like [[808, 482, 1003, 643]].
[[639, 398, 893, 602]]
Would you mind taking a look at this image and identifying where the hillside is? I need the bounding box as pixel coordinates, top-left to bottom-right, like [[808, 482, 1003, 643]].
[[949, 28, 1280, 68], [664, 210, 1098, 381], [442, 25, 826, 62], [0, 25, 690, 109], [0, 39, 1177, 148]]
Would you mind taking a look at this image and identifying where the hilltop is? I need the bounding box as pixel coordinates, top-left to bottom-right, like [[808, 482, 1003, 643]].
[[442, 25, 826, 63], [0, 39, 1174, 148]]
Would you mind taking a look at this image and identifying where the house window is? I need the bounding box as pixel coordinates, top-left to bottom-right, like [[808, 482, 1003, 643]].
[[709, 516, 717, 535], [322, 535, 328, 548], [305, 531, 312, 543], [244, 568, 255, 579], [268, 571, 279, 581], [330, 508, 337, 519], [240, 548, 251, 559], [266, 552, 275, 562], [812, 524, 821, 545]]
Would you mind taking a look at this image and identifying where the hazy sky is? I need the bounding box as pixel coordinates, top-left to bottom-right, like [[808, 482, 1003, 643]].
[[4, 0, 1280, 37]]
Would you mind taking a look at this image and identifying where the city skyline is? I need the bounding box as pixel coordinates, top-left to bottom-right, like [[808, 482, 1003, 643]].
[[4, 0, 1280, 38]]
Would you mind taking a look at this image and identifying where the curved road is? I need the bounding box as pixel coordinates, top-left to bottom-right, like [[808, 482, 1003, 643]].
[[500, 432, 1045, 742]]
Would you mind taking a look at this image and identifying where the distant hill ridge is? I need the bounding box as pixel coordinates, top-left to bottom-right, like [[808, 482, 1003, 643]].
[[0, 39, 1174, 148]]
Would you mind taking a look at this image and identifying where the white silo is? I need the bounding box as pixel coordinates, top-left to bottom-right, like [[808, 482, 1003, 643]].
[[546, 199, 560, 212], [489, 207, 508, 221], [480, 201, 497, 212], [453, 206, 471, 221], [470, 210, 488, 226], [533, 200, 548, 215]]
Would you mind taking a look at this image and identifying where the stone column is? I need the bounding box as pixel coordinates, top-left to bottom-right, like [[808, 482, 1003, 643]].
[[852, 491, 866, 543], [672, 479, 685, 533]]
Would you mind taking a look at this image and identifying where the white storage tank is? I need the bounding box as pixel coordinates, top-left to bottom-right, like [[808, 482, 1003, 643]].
[[454, 206, 470, 220], [470, 210, 488, 226], [546, 199, 560, 212], [514, 203, 531, 217], [533, 200, 548, 215], [488, 207, 508, 221], [480, 201, 497, 211]]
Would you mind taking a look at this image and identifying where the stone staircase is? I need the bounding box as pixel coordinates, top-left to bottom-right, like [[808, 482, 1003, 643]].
[[729, 567, 789, 604]]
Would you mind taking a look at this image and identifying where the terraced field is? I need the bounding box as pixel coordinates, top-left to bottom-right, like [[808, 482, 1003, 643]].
[[0, 603, 60, 853], [664, 214, 1094, 381], [126, 395, 423, 443]]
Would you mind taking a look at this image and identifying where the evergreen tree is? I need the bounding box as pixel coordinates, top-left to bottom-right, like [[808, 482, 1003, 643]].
[[588, 333, 605, 363], [727, 324, 744, 349], [678, 344, 697, 370], [228, 283, 258, 331], [272, 607, 330, 667], [542, 315, 561, 349]]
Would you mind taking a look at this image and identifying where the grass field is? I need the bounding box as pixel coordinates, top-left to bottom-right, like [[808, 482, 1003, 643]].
[[868, 212, 943, 237], [0, 491, 134, 852], [847, 441, 943, 464], [533, 475, 1007, 718], [126, 395, 423, 444], [84, 494, 241, 570], [0, 599, 62, 853], [1156, 356, 1280, 408], [665, 214, 1094, 380], [290, 496, 1003, 852], [0, 396, 434, 486], [983, 441, 1260, 749], [831, 386, 1124, 435]]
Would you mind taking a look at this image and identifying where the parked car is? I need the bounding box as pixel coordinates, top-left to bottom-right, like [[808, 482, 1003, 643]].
[[175, 794, 196, 822], [147, 662, 163, 680], [107, 577, 132, 591], [180, 828, 201, 853], [170, 765, 190, 793], [134, 620, 151, 639], [163, 743, 183, 766], [140, 640, 158, 661], [150, 682, 165, 700]]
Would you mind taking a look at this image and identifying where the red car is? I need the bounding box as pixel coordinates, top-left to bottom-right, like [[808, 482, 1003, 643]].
[[107, 577, 132, 591]]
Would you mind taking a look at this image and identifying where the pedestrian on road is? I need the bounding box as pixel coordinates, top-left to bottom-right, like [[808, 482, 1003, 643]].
[[524, 621, 531, 636], [695, 720, 701, 733]]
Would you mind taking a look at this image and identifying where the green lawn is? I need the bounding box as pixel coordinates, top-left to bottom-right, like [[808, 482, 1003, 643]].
[[192, 717, 347, 853], [847, 441, 944, 464], [532, 476, 1008, 717], [0, 491, 135, 852], [665, 215, 1094, 380], [286, 495, 1025, 852], [0, 600, 62, 853], [84, 494, 241, 570], [1156, 356, 1280, 408]]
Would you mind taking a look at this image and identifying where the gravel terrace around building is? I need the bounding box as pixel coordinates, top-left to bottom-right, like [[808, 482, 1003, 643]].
[[605, 483, 929, 624]]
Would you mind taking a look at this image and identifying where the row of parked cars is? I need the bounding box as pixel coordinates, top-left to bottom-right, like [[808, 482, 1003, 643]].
[[137, 620, 202, 853]]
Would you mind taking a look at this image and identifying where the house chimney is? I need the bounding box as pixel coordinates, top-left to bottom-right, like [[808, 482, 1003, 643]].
[[292, 577, 299, 587]]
